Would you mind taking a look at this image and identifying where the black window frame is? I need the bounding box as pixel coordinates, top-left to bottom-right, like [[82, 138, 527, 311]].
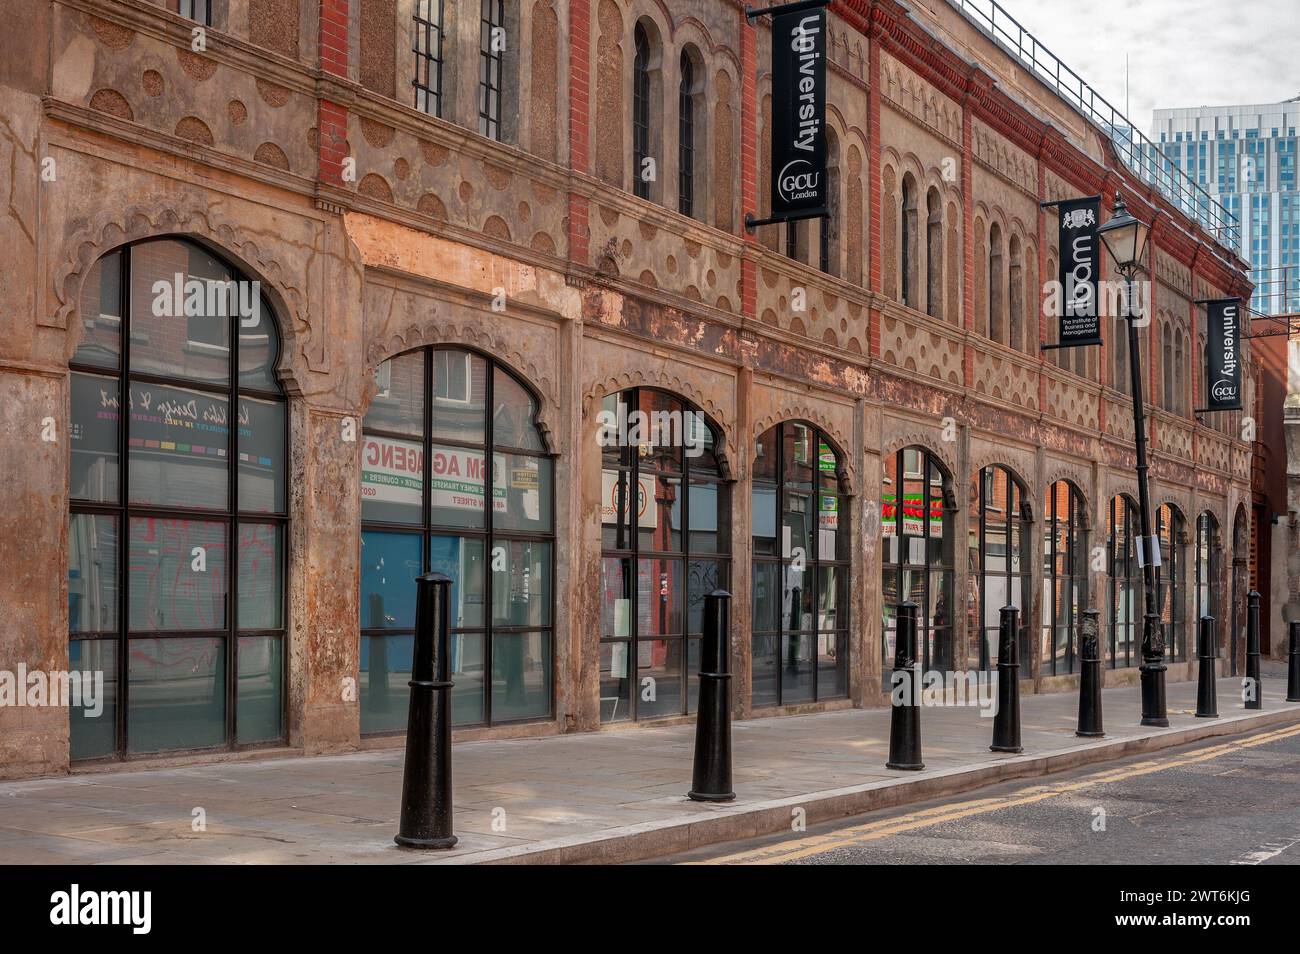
[[677, 48, 696, 219], [413, 0, 446, 118], [478, 0, 505, 140], [1042, 480, 1088, 676], [974, 464, 1032, 670], [1108, 494, 1140, 668], [632, 23, 652, 200], [1156, 503, 1188, 663]]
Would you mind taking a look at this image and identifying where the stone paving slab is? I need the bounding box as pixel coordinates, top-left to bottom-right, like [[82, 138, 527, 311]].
[[0, 676, 1297, 865]]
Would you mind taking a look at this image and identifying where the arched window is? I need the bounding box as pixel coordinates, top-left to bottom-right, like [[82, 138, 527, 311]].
[[1176, 332, 1187, 414], [1042, 480, 1088, 675], [1156, 504, 1187, 662], [925, 187, 942, 318], [752, 423, 848, 706], [1195, 511, 1221, 653], [677, 47, 704, 219], [1161, 323, 1174, 411], [360, 348, 555, 732], [881, 447, 955, 685], [786, 219, 809, 264], [68, 238, 288, 759], [413, 0, 446, 117], [1107, 494, 1139, 668], [599, 389, 729, 721], [972, 465, 1032, 669], [631, 22, 658, 201], [988, 223, 1004, 342], [901, 173, 918, 308], [1008, 234, 1024, 351], [820, 129, 841, 276], [478, 0, 507, 140]]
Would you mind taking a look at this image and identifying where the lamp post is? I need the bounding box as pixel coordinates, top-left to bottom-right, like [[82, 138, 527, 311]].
[[1097, 192, 1167, 727]]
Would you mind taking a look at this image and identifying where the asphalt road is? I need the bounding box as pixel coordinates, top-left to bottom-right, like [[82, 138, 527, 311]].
[[662, 721, 1300, 865]]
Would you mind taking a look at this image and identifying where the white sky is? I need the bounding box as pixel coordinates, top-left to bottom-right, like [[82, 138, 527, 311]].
[[989, 0, 1300, 132]]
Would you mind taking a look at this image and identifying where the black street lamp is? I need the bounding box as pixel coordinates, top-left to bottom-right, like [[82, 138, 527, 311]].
[[1098, 192, 1167, 726]]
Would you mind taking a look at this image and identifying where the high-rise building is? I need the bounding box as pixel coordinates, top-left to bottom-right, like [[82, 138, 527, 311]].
[[1149, 99, 1300, 316]]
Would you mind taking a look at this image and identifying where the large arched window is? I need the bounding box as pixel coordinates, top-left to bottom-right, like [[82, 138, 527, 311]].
[[599, 389, 729, 722], [478, 0, 507, 140], [988, 223, 1004, 343], [413, 0, 446, 117], [820, 129, 841, 276], [1156, 503, 1187, 663], [360, 348, 554, 732], [1196, 511, 1221, 653], [631, 21, 658, 201], [1008, 234, 1024, 351], [971, 465, 1031, 669], [68, 238, 288, 759], [1107, 494, 1140, 668], [752, 422, 849, 707], [881, 447, 955, 685], [1161, 323, 1174, 411], [1042, 480, 1088, 675]]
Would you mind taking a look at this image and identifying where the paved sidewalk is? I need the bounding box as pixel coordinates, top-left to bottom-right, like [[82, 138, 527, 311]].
[[1, 675, 1297, 865]]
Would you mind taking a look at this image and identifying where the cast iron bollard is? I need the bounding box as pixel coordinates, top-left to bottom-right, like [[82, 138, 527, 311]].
[[1287, 621, 1300, 703], [990, 605, 1022, 753], [886, 601, 924, 771], [1244, 590, 1262, 710], [689, 590, 736, 802], [1076, 609, 1104, 737], [394, 572, 458, 849], [1195, 614, 1219, 718]]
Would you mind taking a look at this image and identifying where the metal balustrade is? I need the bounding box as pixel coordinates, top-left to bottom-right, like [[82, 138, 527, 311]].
[[950, 0, 1241, 251]]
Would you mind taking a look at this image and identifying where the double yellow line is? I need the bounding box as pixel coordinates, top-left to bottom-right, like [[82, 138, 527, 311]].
[[692, 722, 1300, 865]]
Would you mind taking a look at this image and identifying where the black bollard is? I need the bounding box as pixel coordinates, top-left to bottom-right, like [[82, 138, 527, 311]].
[[689, 590, 735, 802], [395, 573, 458, 849], [1288, 621, 1300, 703], [886, 601, 924, 770], [1244, 590, 1262, 710], [1195, 614, 1219, 718], [1076, 609, 1104, 737], [990, 604, 1022, 753]]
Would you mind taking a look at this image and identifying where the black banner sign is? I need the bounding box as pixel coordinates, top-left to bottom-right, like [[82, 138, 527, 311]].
[[769, 5, 827, 220], [1056, 196, 1102, 347], [1205, 298, 1243, 411]]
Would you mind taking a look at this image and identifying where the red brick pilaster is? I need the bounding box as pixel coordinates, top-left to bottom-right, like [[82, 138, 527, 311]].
[[567, 0, 591, 265], [320, 0, 349, 76], [317, 1, 349, 186], [866, 29, 882, 357], [740, 9, 758, 319], [961, 95, 974, 389], [1036, 145, 1047, 411]]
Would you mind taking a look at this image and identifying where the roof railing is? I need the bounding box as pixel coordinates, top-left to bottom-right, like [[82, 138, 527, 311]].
[[949, 0, 1241, 252]]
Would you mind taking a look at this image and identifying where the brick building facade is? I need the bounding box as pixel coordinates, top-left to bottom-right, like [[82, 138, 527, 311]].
[[0, 0, 1259, 778]]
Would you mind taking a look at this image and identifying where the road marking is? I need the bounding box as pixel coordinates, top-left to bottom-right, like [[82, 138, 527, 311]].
[[1229, 835, 1300, 865], [692, 722, 1300, 865]]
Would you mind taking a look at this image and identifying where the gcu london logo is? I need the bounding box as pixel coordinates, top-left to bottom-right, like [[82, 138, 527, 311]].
[[778, 159, 821, 204], [1211, 380, 1238, 402]]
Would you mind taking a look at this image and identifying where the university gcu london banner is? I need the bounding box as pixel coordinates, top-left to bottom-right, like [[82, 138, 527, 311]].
[[1055, 196, 1102, 347], [769, 4, 828, 220], [1204, 298, 1243, 411]]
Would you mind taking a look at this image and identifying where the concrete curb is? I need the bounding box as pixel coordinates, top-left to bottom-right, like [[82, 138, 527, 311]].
[[420, 703, 1300, 865]]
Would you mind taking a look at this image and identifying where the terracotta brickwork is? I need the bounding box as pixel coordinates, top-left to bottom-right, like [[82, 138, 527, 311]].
[[0, 0, 1258, 778]]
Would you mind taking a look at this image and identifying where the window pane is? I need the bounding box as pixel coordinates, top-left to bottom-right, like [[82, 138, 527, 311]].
[[491, 631, 550, 721], [639, 473, 682, 551], [818, 438, 840, 490], [686, 480, 725, 553], [783, 422, 814, 489], [238, 396, 286, 513], [751, 483, 778, 555], [600, 641, 632, 722], [783, 491, 814, 565], [687, 560, 725, 635], [493, 367, 545, 451], [428, 534, 486, 629], [365, 351, 426, 438], [637, 391, 683, 473], [69, 514, 118, 634], [129, 518, 227, 632], [817, 564, 843, 632], [781, 633, 814, 702], [600, 556, 632, 637], [639, 558, 683, 637], [360, 530, 421, 630], [238, 523, 283, 630], [429, 443, 488, 529], [361, 433, 424, 524], [360, 633, 412, 734], [636, 638, 683, 718], [450, 631, 485, 724], [496, 453, 552, 532], [601, 468, 636, 549], [238, 294, 281, 391], [127, 636, 225, 752], [818, 632, 847, 698], [237, 634, 282, 743], [817, 491, 843, 561], [493, 539, 551, 627], [431, 349, 487, 444], [751, 632, 778, 706], [752, 561, 780, 632], [784, 563, 812, 632], [128, 239, 232, 386], [74, 251, 122, 369], [127, 380, 229, 510], [71, 373, 121, 503], [68, 640, 117, 760]]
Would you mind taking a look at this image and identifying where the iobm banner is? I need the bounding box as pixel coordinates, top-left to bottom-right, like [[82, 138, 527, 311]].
[[1205, 298, 1243, 411], [769, 4, 827, 220]]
